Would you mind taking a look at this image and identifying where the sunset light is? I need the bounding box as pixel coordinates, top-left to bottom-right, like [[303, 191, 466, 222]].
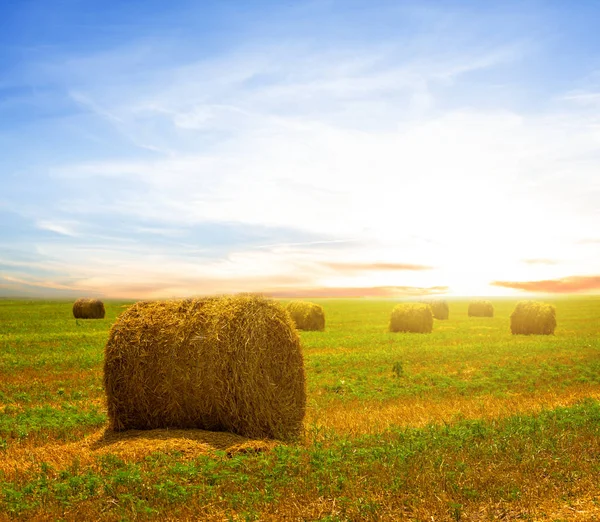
[[2, 4, 600, 520], [1, 2, 598, 299]]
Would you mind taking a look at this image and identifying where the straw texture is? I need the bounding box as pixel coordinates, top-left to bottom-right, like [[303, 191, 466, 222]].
[[429, 300, 449, 320], [104, 294, 306, 440], [510, 300, 556, 335], [285, 301, 326, 331], [389, 303, 433, 333], [468, 300, 494, 317], [0, 428, 277, 478], [73, 298, 105, 319]]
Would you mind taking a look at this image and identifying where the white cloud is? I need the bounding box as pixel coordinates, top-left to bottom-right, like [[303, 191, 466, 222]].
[[36, 220, 80, 237], [7, 20, 600, 297]]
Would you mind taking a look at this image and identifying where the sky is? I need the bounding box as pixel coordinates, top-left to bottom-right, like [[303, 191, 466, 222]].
[[0, 0, 599, 299]]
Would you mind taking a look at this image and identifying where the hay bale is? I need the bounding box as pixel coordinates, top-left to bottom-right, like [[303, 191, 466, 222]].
[[389, 303, 433, 333], [73, 298, 105, 319], [104, 294, 306, 440], [285, 301, 325, 331], [429, 300, 449, 320], [468, 300, 494, 317], [510, 300, 556, 335]]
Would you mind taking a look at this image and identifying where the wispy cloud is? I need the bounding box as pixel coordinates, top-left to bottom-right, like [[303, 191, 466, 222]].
[[252, 239, 358, 250], [562, 91, 600, 106], [1, 2, 599, 297], [265, 285, 449, 299], [2, 275, 79, 292], [321, 262, 433, 272], [491, 276, 600, 294], [522, 258, 558, 265], [36, 220, 80, 237]]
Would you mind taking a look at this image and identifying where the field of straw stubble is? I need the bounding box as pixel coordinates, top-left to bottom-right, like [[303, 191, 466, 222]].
[[0, 297, 599, 521]]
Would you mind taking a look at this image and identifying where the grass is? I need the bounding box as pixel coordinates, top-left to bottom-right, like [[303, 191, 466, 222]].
[[0, 296, 599, 520]]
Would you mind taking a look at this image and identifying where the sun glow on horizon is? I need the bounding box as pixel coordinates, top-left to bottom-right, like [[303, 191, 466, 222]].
[[1, 2, 599, 299]]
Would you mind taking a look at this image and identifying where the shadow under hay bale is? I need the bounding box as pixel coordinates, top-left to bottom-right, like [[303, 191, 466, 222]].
[[73, 298, 105, 319], [468, 300, 494, 317], [429, 300, 449, 320], [90, 428, 277, 459], [285, 301, 326, 331], [104, 294, 306, 440], [0, 428, 277, 477], [510, 300, 556, 335], [389, 303, 433, 333]]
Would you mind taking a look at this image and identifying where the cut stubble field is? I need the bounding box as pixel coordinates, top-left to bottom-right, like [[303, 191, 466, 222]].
[[0, 297, 599, 520]]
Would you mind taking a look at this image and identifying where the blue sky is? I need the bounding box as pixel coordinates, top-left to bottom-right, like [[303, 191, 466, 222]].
[[1, 0, 599, 298]]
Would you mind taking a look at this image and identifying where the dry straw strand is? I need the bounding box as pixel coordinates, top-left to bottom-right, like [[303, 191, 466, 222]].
[[73, 298, 105, 319], [429, 300, 449, 320], [0, 428, 277, 478], [104, 294, 306, 440], [389, 303, 433, 333], [510, 300, 556, 335], [468, 300, 494, 317], [285, 301, 326, 331]]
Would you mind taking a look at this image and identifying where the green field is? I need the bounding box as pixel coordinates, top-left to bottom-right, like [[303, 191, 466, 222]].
[[1, 297, 599, 521]]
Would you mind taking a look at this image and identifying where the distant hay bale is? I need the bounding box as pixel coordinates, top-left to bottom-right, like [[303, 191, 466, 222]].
[[468, 300, 494, 317], [73, 298, 105, 319], [285, 301, 325, 331], [429, 300, 449, 320], [104, 294, 306, 440], [510, 300, 556, 335], [389, 303, 433, 333]]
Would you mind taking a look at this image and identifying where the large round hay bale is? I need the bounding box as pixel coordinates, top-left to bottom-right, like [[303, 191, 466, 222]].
[[510, 300, 556, 335], [468, 300, 494, 317], [285, 301, 325, 331], [73, 298, 105, 319], [429, 300, 449, 320], [389, 303, 433, 333], [104, 294, 306, 440]]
